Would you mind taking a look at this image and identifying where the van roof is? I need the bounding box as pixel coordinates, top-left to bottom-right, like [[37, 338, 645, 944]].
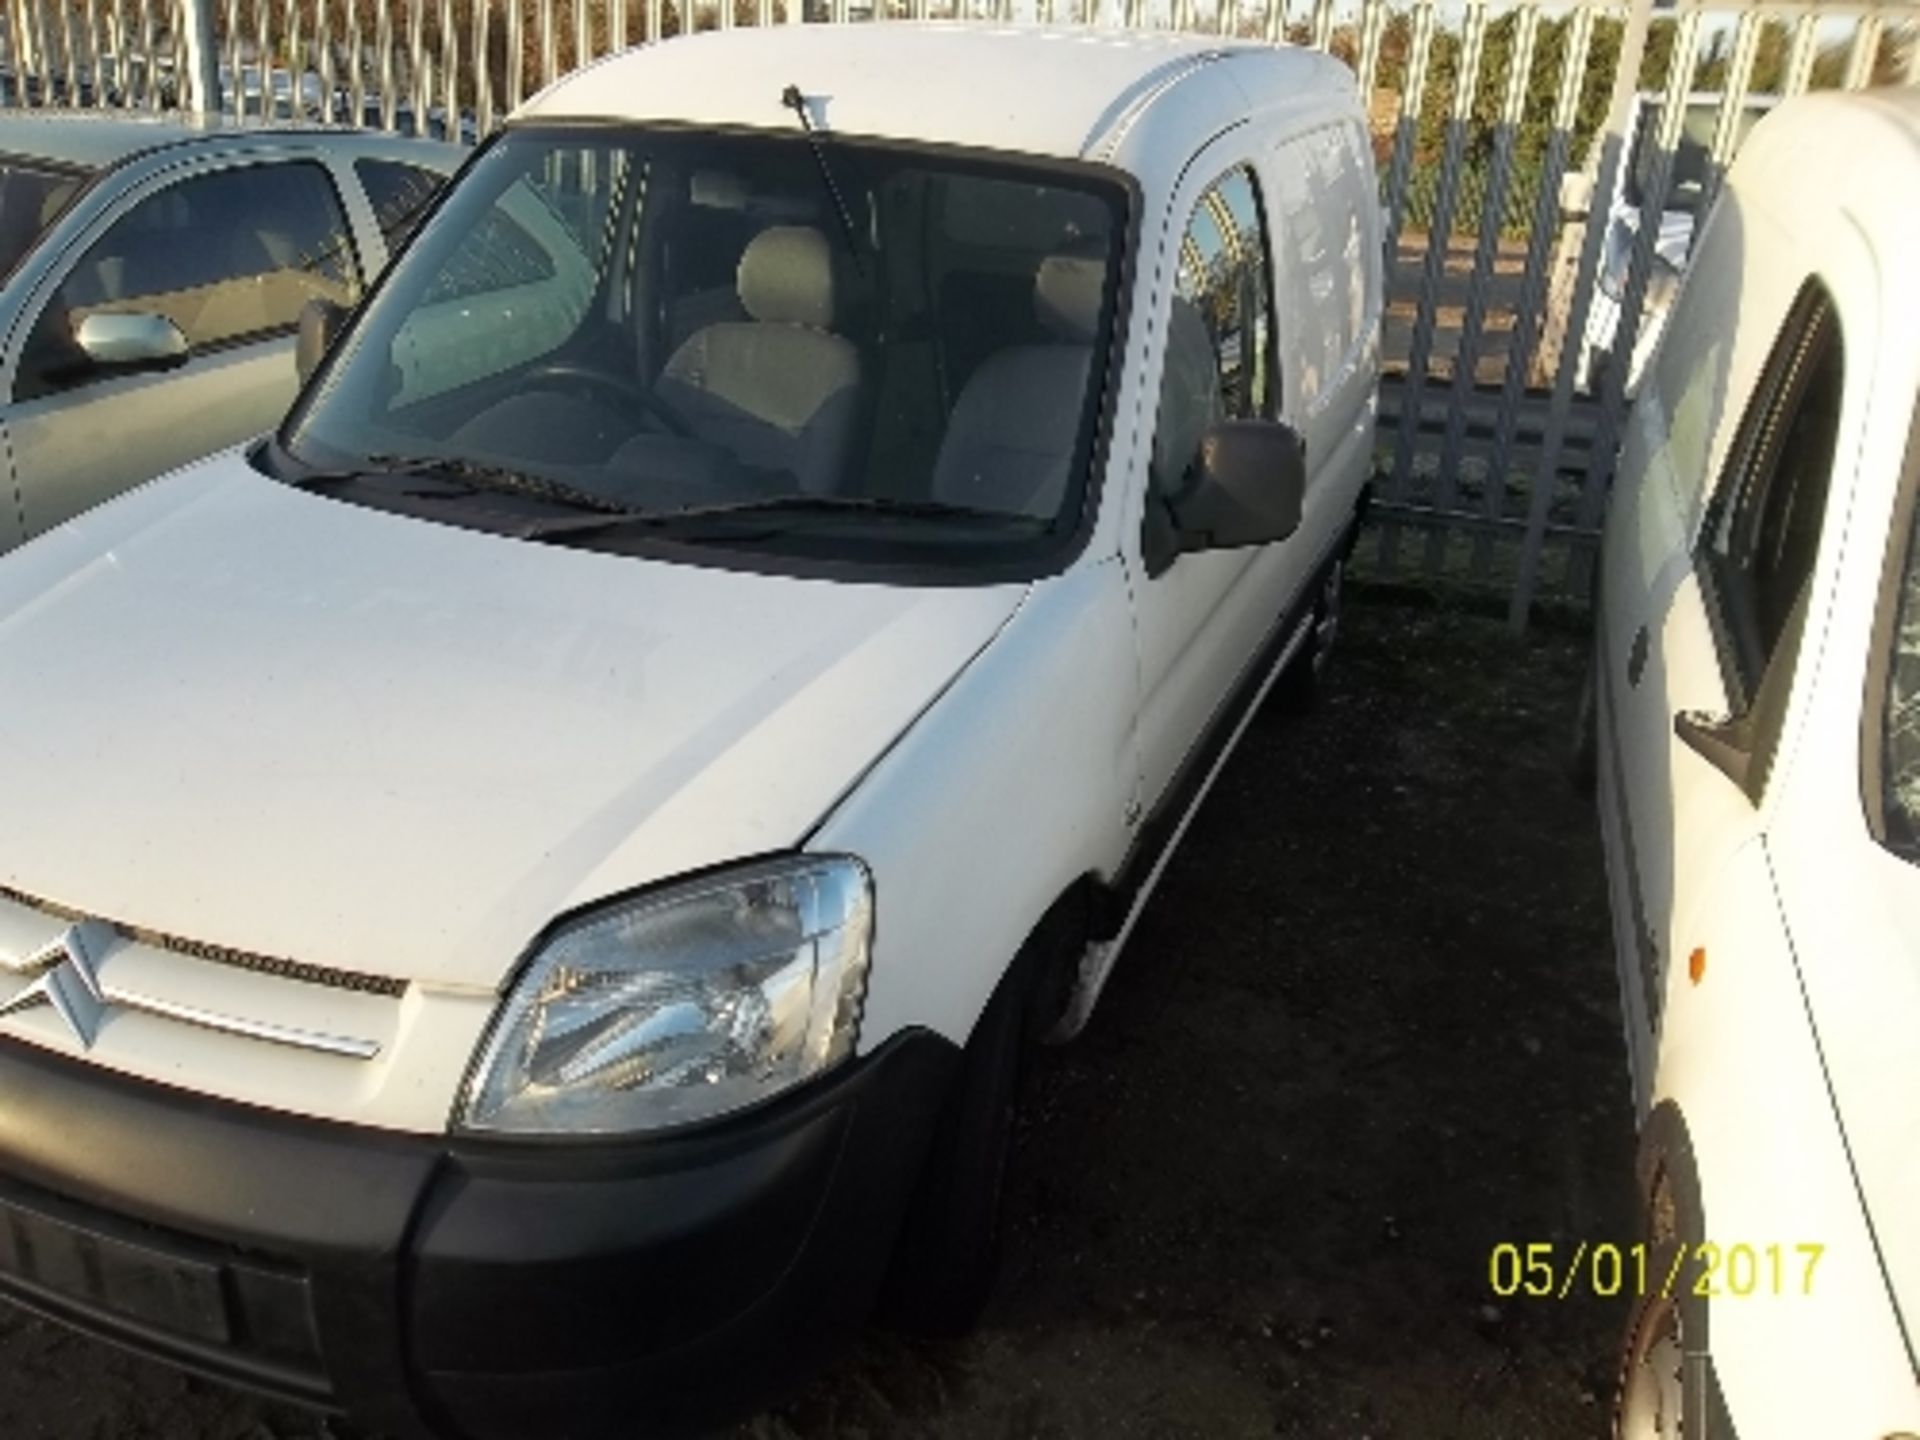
[[520, 23, 1353, 165], [1736, 87, 1920, 255], [1849, 82, 1920, 139]]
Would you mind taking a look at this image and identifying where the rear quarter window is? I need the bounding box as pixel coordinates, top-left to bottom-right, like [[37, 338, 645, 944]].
[[355, 158, 446, 251], [1866, 399, 1920, 853], [1264, 125, 1370, 412]]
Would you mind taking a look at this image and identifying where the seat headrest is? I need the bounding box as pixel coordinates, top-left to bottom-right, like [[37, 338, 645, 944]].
[[1035, 246, 1106, 345], [738, 225, 839, 330]]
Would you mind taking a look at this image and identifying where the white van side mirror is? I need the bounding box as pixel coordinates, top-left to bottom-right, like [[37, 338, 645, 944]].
[[74, 311, 189, 372], [1145, 419, 1307, 576]]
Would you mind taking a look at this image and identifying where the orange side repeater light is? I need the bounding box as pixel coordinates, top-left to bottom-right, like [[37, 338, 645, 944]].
[[1688, 947, 1708, 985]]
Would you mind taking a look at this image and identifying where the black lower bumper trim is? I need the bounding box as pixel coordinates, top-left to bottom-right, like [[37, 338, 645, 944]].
[[0, 1170, 331, 1403], [0, 1029, 959, 1439]]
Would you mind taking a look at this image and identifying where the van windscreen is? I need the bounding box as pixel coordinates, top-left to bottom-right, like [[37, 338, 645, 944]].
[[278, 125, 1131, 574]]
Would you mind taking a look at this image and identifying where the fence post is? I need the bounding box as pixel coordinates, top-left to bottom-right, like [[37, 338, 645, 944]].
[[177, 0, 219, 112], [1387, 0, 1489, 579], [10, 0, 40, 83]]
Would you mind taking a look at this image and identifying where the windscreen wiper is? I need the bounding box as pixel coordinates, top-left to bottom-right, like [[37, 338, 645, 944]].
[[781, 83, 865, 276], [288, 453, 639, 517], [518, 493, 1046, 540]]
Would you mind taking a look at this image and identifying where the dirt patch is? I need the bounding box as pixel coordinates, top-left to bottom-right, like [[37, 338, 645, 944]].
[[0, 590, 1639, 1440]]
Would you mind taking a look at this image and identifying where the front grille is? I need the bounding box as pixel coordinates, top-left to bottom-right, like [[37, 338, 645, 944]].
[[0, 1174, 330, 1400], [0, 881, 406, 998]]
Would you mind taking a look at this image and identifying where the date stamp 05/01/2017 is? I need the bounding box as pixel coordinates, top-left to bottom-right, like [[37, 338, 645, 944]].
[[1488, 1242, 1827, 1301]]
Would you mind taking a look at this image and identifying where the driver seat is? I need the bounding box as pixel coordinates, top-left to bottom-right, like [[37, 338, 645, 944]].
[[655, 225, 861, 494]]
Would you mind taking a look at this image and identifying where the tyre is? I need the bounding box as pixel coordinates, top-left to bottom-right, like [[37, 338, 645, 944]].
[[1272, 557, 1345, 715], [1615, 1112, 1713, 1440], [1615, 1240, 1688, 1440], [877, 951, 1035, 1337]]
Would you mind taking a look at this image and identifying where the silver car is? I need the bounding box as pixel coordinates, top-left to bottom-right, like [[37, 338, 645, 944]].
[[0, 113, 458, 549]]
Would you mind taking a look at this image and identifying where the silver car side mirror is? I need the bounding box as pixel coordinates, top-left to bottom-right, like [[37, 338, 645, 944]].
[[74, 311, 190, 371]]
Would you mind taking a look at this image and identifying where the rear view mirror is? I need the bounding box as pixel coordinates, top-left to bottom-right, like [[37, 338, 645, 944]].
[[296, 298, 348, 385], [1165, 419, 1306, 556], [74, 311, 188, 372]]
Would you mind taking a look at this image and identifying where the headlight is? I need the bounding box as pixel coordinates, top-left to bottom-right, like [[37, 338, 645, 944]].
[[460, 855, 874, 1135]]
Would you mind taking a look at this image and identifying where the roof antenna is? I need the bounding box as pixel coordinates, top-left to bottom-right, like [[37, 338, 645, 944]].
[[781, 83, 865, 276]]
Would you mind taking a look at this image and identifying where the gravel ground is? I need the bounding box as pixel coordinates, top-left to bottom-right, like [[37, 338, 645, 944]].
[[0, 587, 1640, 1440]]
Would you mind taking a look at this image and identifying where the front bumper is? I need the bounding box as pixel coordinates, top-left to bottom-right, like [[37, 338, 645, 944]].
[[0, 1029, 958, 1439]]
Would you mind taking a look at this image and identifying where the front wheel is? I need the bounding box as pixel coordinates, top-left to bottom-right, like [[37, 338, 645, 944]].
[[1614, 1138, 1712, 1440], [1614, 1255, 1687, 1440], [877, 957, 1032, 1337]]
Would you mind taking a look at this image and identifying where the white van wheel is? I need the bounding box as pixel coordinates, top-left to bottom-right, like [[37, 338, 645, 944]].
[[1307, 559, 1343, 676], [1614, 1143, 1709, 1440], [878, 954, 1034, 1337], [1615, 1288, 1685, 1440], [1273, 558, 1344, 714]]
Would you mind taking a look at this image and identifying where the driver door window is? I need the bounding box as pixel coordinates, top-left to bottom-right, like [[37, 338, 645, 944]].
[[1149, 167, 1276, 504], [1694, 279, 1845, 797]]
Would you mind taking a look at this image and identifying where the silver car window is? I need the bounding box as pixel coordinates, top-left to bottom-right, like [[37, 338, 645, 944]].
[[0, 157, 89, 281], [17, 161, 360, 400]]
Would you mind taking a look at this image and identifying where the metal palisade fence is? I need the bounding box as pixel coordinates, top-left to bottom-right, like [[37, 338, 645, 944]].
[[1, 0, 1917, 622]]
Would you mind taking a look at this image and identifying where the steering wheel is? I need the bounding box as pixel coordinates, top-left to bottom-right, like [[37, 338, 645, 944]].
[[522, 360, 691, 438]]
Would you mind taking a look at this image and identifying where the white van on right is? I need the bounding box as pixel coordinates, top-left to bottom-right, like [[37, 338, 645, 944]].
[[1572, 91, 1774, 397], [1591, 89, 1920, 1438]]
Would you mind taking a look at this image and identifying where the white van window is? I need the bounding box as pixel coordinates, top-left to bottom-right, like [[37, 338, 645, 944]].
[[1646, 228, 1743, 527], [1695, 280, 1843, 789], [384, 151, 609, 406], [1150, 167, 1275, 496], [1881, 468, 1920, 848], [1267, 126, 1367, 412], [280, 126, 1128, 573]]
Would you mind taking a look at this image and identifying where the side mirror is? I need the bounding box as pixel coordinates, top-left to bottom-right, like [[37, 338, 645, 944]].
[[1164, 419, 1306, 558], [296, 297, 348, 385], [1674, 709, 1751, 788], [74, 311, 188, 372]]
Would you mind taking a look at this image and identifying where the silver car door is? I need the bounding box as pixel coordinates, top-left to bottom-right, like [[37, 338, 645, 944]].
[[4, 153, 363, 540]]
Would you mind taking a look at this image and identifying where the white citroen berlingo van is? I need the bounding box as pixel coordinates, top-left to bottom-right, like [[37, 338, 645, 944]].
[[0, 23, 1379, 1439], [1590, 89, 1920, 1440]]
